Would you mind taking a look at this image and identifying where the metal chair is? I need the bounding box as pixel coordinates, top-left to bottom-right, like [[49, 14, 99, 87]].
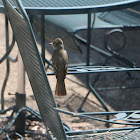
[[34, 12, 140, 113], [2, 0, 67, 139], [2, 0, 140, 139]]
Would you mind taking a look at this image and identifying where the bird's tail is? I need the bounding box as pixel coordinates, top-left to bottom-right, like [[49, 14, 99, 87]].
[[55, 79, 67, 96]]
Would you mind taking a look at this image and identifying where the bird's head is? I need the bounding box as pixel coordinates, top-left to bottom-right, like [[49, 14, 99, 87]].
[[49, 38, 64, 50]]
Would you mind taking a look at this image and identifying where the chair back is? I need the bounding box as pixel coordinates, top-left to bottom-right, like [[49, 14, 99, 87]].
[[2, 0, 67, 139]]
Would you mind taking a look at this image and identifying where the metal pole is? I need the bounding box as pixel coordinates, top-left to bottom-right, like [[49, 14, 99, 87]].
[[17, 53, 25, 93], [1, 15, 10, 110], [86, 12, 91, 66], [86, 12, 91, 89], [41, 15, 45, 65], [15, 52, 26, 135], [86, 12, 110, 127]]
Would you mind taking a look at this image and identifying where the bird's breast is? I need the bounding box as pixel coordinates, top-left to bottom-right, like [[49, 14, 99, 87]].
[[52, 50, 68, 70]]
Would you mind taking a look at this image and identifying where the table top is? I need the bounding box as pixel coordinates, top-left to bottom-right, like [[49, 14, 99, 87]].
[[0, 0, 140, 15]]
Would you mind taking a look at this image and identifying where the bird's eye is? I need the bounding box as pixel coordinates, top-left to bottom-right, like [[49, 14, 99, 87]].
[[53, 42, 56, 46]]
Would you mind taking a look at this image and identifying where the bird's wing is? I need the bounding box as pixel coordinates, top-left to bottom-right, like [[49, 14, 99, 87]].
[[52, 51, 58, 76], [52, 62, 58, 75], [63, 50, 68, 73], [52, 49, 68, 78]]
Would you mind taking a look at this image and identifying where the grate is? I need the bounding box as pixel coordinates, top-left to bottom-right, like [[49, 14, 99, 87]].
[[0, 0, 138, 8]]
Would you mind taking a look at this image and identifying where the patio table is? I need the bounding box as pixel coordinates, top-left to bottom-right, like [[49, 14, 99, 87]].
[[0, 0, 140, 14], [0, 0, 140, 63]]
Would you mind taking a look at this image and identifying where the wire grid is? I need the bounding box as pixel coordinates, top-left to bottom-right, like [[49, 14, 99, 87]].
[[0, 0, 138, 8], [68, 129, 140, 139]]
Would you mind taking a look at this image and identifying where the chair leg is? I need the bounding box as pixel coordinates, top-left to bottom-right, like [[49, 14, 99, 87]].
[[1, 16, 10, 111], [77, 91, 90, 112], [77, 70, 101, 113], [15, 93, 26, 135], [77, 58, 108, 113]]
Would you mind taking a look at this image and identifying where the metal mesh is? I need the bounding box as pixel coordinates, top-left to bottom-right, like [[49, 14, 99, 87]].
[[20, 0, 131, 7], [68, 129, 140, 139], [0, 0, 139, 8], [2, 0, 67, 139], [96, 129, 140, 139]]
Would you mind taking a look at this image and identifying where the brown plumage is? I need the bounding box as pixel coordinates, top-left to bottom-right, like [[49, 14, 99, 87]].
[[49, 38, 68, 96]]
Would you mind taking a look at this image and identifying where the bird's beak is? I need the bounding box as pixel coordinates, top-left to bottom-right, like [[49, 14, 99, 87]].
[[48, 42, 53, 46]]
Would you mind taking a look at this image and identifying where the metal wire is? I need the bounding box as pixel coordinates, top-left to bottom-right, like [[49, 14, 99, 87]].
[[55, 108, 140, 126], [46, 66, 140, 75], [15, 132, 24, 140], [0, 109, 15, 135], [0, 106, 52, 139]]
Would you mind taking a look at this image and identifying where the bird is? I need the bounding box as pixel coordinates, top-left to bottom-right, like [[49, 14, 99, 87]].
[[49, 38, 68, 96]]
